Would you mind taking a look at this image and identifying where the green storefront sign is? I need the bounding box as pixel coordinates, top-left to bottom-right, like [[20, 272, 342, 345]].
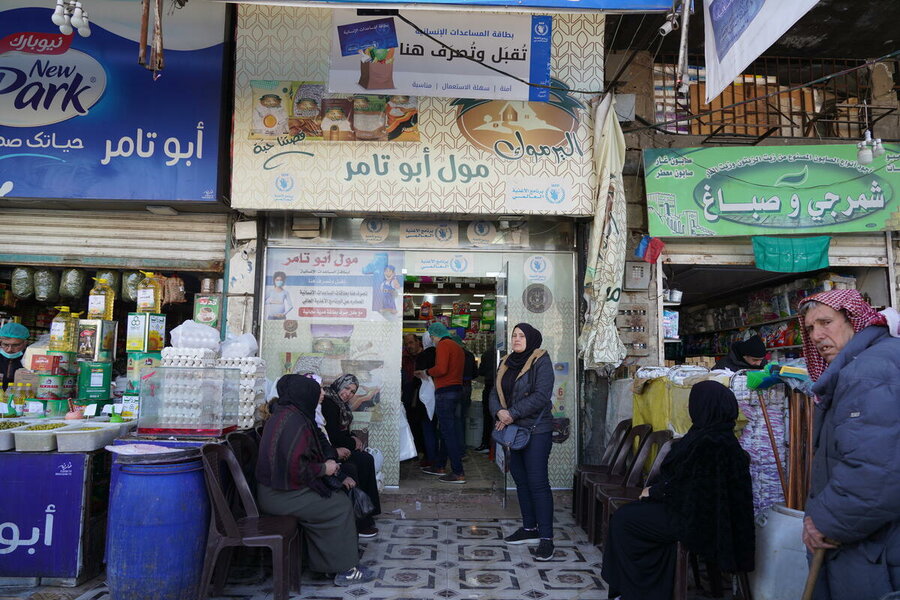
[[644, 144, 900, 237]]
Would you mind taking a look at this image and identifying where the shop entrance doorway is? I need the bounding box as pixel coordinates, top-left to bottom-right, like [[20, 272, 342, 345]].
[[397, 274, 508, 506]]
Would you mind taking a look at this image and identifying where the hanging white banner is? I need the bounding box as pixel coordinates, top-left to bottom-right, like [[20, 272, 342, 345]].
[[703, 0, 817, 103]]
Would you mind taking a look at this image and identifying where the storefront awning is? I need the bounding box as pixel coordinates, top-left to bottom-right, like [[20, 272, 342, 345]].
[[214, 0, 673, 13]]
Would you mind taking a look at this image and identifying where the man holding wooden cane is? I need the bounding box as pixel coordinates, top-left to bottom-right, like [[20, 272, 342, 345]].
[[797, 290, 900, 599]]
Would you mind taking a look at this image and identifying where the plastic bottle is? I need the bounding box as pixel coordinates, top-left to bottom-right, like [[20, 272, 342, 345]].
[[5, 385, 17, 416], [136, 271, 162, 313], [49, 306, 76, 352], [88, 277, 116, 320], [13, 383, 27, 416]]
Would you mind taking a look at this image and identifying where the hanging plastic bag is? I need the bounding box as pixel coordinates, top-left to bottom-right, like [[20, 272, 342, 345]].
[[366, 446, 384, 473], [33, 268, 60, 302], [121, 271, 143, 303], [11, 266, 34, 299], [169, 319, 220, 350], [419, 376, 435, 420], [95, 270, 121, 294], [59, 268, 86, 299], [349, 487, 376, 519], [163, 275, 187, 305], [398, 414, 417, 461]]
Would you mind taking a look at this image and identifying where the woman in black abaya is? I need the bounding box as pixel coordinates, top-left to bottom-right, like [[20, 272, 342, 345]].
[[601, 381, 755, 600]]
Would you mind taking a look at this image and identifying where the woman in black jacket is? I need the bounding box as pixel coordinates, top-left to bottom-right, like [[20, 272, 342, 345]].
[[321, 374, 381, 538], [489, 323, 556, 561], [601, 381, 755, 600]]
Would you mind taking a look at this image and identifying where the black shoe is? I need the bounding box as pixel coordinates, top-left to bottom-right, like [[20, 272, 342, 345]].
[[503, 527, 540, 545], [474, 445, 490, 454], [533, 539, 555, 561]]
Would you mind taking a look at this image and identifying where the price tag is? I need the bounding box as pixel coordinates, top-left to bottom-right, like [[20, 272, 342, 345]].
[[0, 403, 9, 415], [26, 401, 45, 416], [84, 403, 98, 417], [101, 404, 113, 415]]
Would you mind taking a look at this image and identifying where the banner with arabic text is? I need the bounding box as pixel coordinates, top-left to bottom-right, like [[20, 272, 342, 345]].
[[329, 10, 552, 102], [644, 144, 900, 237]]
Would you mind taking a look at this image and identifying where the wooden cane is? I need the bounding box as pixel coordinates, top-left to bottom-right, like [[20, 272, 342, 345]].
[[756, 391, 787, 501], [801, 547, 826, 600]]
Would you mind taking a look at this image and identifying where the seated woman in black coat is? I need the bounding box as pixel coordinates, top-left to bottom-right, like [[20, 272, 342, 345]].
[[321, 374, 381, 538], [601, 380, 755, 600]]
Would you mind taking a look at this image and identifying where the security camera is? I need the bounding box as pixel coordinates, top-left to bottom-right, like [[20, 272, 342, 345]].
[[659, 14, 679, 36]]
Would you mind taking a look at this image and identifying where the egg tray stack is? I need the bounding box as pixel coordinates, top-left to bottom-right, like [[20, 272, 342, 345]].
[[217, 357, 267, 430], [158, 348, 223, 427]]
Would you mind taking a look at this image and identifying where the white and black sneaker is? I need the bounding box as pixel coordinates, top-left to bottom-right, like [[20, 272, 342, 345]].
[[503, 527, 540, 545], [533, 539, 555, 561], [334, 565, 376, 586]]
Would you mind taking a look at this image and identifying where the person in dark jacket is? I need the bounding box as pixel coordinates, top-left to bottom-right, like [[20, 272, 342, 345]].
[[452, 333, 477, 449], [601, 381, 755, 600], [797, 290, 900, 600], [255, 375, 375, 586], [0, 322, 29, 391], [414, 331, 441, 471], [474, 347, 497, 453], [490, 323, 556, 561], [321, 373, 381, 538], [713, 334, 767, 371]]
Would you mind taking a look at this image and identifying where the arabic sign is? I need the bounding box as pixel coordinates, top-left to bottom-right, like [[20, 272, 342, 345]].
[[0, 1, 226, 201], [329, 10, 552, 102], [703, 0, 817, 103], [249, 81, 419, 142], [644, 144, 900, 237], [407, 251, 475, 275], [265, 248, 405, 321], [399, 221, 459, 248], [0, 453, 86, 577], [232, 5, 598, 215], [267, 0, 673, 10]]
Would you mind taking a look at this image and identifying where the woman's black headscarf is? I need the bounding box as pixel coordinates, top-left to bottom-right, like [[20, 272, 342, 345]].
[[276, 374, 321, 421], [500, 323, 543, 403], [650, 380, 755, 573]]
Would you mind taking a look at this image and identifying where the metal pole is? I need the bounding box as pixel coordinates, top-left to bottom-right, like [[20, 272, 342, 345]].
[[675, 0, 691, 91]]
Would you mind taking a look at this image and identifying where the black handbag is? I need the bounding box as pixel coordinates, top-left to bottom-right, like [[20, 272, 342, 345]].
[[491, 406, 547, 451], [349, 487, 376, 519]]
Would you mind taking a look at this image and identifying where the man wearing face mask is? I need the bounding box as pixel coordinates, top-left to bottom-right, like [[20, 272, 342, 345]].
[[0, 322, 30, 391], [265, 271, 293, 320]]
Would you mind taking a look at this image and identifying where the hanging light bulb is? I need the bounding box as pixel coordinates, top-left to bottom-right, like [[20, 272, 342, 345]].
[[70, 2, 84, 29], [78, 10, 91, 37], [59, 12, 73, 35], [51, 0, 67, 26], [872, 139, 886, 158], [857, 141, 874, 166]]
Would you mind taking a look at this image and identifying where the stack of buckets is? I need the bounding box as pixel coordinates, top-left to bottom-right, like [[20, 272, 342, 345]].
[[33, 351, 77, 416]]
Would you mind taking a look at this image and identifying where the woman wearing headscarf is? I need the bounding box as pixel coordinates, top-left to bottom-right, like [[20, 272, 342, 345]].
[[490, 323, 556, 561], [796, 290, 900, 599], [601, 381, 755, 600], [256, 375, 375, 586], [713, 334, 767, 371], [321, 373, 381, 538]]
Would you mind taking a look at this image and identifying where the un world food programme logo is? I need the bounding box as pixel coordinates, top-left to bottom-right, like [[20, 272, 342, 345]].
[[545, 184, 565, 204], [450, 255, 469, 273], [528, 256, 547, 274], [534, 21, 549, 37], [435, 224, 454, 242], [275, 173, 294, 193]]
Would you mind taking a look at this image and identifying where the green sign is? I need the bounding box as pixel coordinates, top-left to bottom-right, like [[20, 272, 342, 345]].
[[644, 144, 900, 237]]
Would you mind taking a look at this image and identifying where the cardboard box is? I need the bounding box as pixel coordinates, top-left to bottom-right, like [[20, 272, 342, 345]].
[[30, 354, 61, 375], [77, 362, 112, 401], [125, 313, 166, 352], [126, 352, 162, 393], [76, 319, 118, 362], [193, 294, 222, 329], [122, 392, 140, 418]]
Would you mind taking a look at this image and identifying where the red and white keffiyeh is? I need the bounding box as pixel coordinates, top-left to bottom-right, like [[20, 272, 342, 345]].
[[797, 289, 889, 382]]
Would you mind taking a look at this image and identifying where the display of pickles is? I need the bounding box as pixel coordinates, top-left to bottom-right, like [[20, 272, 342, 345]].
[[24, 423, 68, 431], [0, 421, 26, 430]]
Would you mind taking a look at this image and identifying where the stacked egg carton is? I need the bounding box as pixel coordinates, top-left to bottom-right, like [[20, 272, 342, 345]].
[[158, 348, 220, 428], [217, 357, 267, 430]]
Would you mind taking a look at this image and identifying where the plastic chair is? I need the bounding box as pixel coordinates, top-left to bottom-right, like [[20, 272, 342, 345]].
[[572, 419, 632, 518], [199, 443, 301, 600], [591, 433, 674, 546], [573, 419, 632, 522], [226, 431, 259, 505], [579, 424, 651, 530]]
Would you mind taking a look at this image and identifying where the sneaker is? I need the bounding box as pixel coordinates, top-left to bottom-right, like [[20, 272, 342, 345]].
[[334, 565, 376, 586], [419, 460, 433, 469], [533, 539, 555, 561], [503, 527, 540, 545], [438, 473, 466, 484], [358, 526, 379, 538], [422, 466, 446, 476]]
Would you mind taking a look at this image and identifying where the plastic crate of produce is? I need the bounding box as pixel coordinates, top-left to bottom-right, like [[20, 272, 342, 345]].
[[0, 420, 32, 451], [56, 425, 120, 452], [13, 422, 79, 452]]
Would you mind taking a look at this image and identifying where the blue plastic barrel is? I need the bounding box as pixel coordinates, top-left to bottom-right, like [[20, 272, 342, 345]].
[[106, 457, 210, 600]]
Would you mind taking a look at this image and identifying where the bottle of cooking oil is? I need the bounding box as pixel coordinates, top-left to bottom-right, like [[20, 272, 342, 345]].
[[49, 306, 76, 352], [87, 277, 116, 320], [136, 271, 162, 313]]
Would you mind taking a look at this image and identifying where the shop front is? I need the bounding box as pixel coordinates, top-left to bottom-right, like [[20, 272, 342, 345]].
[[259, 216, 580, 488]]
